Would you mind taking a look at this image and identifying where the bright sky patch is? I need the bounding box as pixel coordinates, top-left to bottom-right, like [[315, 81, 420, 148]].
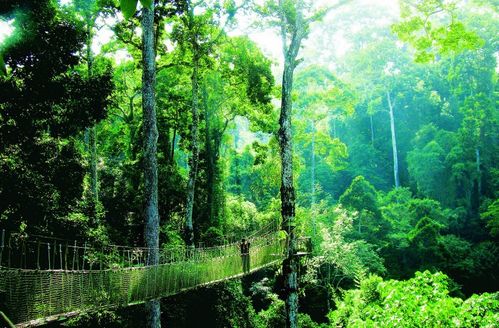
[[0, 19, 15, 46]]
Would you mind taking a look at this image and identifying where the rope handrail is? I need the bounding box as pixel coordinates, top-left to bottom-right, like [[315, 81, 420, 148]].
[[0, 221, 279, 270], [7, 218, 280, 253], [0, 218, 281, 271]]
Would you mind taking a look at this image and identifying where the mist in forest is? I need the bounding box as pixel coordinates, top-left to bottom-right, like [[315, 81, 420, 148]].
[[0, 0, 497, 327]]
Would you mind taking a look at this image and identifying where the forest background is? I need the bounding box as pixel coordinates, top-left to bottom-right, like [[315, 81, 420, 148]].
[[0, 0, 498, 326]]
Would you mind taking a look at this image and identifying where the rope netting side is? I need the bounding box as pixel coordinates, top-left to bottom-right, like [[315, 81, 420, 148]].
[[0, 219, 281, 271], [0, 234, 284, 325]]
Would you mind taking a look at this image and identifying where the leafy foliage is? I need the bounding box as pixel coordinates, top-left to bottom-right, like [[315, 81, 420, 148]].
[[392, 0, 484, 62], [329, 271, 499, 327], [0, 0, 113, 235]]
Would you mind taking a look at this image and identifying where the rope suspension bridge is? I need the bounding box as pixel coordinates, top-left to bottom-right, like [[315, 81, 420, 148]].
[[0, 222, 311, 327]]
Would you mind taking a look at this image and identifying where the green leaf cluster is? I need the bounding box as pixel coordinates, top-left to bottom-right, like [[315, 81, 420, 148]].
[[329, 271, 499, 327]]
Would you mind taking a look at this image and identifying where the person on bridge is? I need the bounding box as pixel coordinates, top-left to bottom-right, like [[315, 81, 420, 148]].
[[240, 238, 250, 273]]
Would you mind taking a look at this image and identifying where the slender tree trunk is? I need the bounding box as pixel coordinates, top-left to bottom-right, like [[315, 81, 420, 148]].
[[165, 127, 174, 164], [310, 120, 316, 237], [233, 128, 241, 193], [387, 91, 400, 188], [128, 95, 137, 161], [142, 4, 160, 327], [212, 132, 224, 226], [129, 125, 137, 161], [203, 84, 215, 225], [85, 18, 99, 208], [475, 148, 481, 196], [89, 126, 98, 200], [171, 128, 177, 162], [185, 57, 200, 247]]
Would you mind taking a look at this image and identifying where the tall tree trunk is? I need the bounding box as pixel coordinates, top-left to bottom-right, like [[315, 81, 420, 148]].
[[475, 148, 481, 197], [211, 126, 227, 228], [233, 128, 241, 193], [142, 4, 160, 327], [279, 11, 304, 326], [185, 57, 200, 247], [387, 91, 400, 188], [127, 93, 137, 160], [165, 124, 172, 166], [203, 84, 215, 225], [280, 57, 299, 328], [310, 119, 316, 237], [85, 18, 99, 208], [89, 126, 98, 200]]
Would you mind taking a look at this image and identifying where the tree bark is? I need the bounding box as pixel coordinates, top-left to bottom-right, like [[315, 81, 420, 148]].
[[280, 60, 299, 328], [185, 57, 200, 247], [387, 91, 400, 188], [142, 4, 161, 327], [278, 4, 304, 325]]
